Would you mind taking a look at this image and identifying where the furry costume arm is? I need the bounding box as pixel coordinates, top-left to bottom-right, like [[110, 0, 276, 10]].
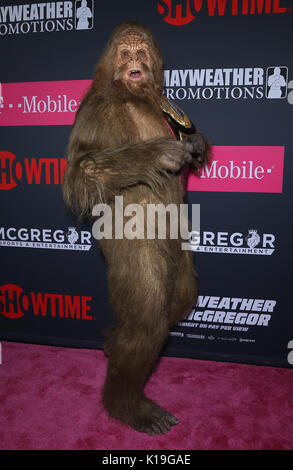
[[63, 138, 194, 216], [63, 95, 194, 217]]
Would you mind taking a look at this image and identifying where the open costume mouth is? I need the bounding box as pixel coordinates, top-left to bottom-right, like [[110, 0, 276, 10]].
[[129, 69, 142, 81]]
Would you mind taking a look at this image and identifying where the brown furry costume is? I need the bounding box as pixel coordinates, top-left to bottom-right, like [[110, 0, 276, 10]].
[[63, 21, 210, 435]]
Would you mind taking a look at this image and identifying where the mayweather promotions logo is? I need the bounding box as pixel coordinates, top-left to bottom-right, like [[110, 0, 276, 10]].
[[157, 0, 290, 26], [0, 0, 94, 36], [164, 66, 289, 101], [0, 283, 93, 320]]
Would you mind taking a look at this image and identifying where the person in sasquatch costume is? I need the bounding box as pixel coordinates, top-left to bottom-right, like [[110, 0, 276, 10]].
[[63, 21, 211, 435]]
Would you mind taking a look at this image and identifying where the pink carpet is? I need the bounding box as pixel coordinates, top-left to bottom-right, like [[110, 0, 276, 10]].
[[0, 341, 292, 450]]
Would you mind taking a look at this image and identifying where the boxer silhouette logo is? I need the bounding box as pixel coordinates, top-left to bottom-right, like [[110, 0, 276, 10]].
[[75, 0, 93, 30], [266, 67, 288, 99]]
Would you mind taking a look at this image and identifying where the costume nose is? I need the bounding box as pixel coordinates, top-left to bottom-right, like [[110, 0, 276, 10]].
[[129, 57, 138, 67]]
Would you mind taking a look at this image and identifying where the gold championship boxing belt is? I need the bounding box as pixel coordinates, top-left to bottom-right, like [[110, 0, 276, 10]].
[[160, 95, 195, 140]]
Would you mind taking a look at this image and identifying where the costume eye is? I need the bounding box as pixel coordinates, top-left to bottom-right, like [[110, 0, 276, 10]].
[[137, 49, 147, 59], [121, 49, 130, 60]]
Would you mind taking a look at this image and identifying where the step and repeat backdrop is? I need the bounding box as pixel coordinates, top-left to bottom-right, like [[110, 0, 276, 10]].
[[0, 0, 292, 368]]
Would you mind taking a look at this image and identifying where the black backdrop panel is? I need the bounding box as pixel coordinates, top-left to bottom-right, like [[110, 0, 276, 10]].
[[0, 0, 292, 368]]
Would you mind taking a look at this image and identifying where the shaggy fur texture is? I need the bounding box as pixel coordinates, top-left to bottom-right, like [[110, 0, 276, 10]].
[[62, 21, 210, 435]]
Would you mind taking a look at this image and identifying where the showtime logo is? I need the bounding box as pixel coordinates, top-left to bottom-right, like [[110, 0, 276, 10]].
[[157, 0, 290, 26], [0, 284, 94, 320], [0, 151, 67, 190]]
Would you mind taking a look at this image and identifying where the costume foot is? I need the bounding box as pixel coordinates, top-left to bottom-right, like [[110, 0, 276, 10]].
[[131, 401, 179, 435], [133, 411, 178, 435], [104, 393, 178, 435]]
